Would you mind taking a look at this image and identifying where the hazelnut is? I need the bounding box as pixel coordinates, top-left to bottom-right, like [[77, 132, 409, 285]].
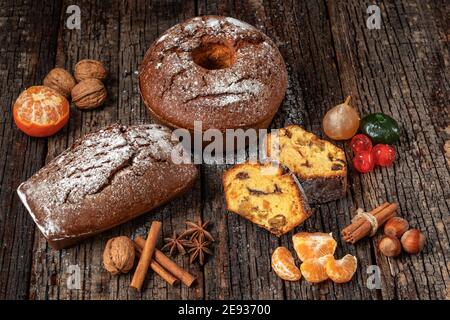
[[379, 235, 402, 257], [71, 78, 107, 109], [384, 217, 409, 238], [43, 67, 76, 98], [401, 229, 426, 254], [103, 236, 135, 275], [74, 59, 107, 81]]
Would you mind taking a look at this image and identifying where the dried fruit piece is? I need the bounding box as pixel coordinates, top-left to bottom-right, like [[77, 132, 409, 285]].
[[360, 113, 400, 144], [372, 144, 396, 167], [74, 59, 107, 81], [13, 86, 69, 137], [271, 247, 301, 281], [292, 232, 337, 262], [323, 96, 360, 140], [300, 256, 329, 283], [350, 134, 372, 154], [43, 67, 76, 97], [324, 254, 357, 283], [352, 151, 375, 173]]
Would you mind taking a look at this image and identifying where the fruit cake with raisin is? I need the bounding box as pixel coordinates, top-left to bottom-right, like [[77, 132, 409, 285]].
[[266, 125, 347, 203], [223, 162, 312, 236]]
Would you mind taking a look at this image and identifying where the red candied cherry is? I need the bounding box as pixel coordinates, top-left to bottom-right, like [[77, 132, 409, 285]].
[[353, 151, 375, 173], [350, 134, 372, 154], [372, 144, 396, 167]]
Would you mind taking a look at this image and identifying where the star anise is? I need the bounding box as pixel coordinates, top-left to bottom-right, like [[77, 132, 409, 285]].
[[181, 219, 215, 242], [186, 238, 213, 265], [161, 231, 188, 256]]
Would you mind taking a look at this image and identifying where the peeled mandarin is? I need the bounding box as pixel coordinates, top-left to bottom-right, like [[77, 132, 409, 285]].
[[13, 86, 69, 137], [300, 255, 330, 283], [323, 96, 360, 140], [325, 254, 358, 284], [292, 232, 337, 262], [271, 247, 301, 281]]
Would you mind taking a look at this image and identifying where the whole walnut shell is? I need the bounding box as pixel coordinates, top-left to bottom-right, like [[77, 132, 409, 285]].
[[43, 67, 76, 98], [71, 78, 107, 109], [103, 236, 135, 275], [74, 59, 107, 81]]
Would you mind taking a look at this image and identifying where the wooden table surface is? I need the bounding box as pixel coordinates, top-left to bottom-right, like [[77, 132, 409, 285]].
[[1, 0, 449, 300]]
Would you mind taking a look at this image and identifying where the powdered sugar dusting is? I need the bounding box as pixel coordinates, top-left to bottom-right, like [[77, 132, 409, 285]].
[[225, 17, 252, 30]]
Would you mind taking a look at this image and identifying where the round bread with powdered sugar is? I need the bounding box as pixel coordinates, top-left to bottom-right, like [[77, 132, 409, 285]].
[[139, 16, 288, 131]]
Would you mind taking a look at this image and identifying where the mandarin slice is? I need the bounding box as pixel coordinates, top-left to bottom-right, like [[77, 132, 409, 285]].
[[271, 247, 301, 281], [300, 255, 330, 283], [325, 254, 357, 283], [13, 86, 69, 137], [292, 232, 337, 262]]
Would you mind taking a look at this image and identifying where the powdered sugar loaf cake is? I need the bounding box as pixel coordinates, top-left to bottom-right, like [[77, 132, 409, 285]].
[[139, 16, 288, 132], [17, 124, 198, 249]]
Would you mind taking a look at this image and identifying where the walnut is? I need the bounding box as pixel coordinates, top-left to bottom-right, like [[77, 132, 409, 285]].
[[71, 78, 107, 109], [43, 68, 76, 98], [103, 236, 135, 275], [74, 59, 107, 81]]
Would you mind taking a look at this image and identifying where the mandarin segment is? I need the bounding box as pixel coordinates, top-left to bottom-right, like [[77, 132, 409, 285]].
[[300, 255, 329, 283], [325, 254, 357, 283], [13, 86, 69, 137], [292, 232, 337, 262], [271, 247, 301, 281]]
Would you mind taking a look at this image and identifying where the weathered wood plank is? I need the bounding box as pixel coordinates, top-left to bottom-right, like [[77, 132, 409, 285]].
[[117, 0, 201, 300], [197, 0, 286, 300], [327, 0, 450, 299], [28, 0, 204, 300], [0, 0, 62, 299], [198, 0, 380, 300]]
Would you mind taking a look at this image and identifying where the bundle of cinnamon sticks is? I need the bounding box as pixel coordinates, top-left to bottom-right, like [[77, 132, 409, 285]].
[[130, 221, 196, 291], [341, 202, 398, 244]]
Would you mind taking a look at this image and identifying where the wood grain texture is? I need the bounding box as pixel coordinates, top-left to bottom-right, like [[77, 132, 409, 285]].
[[0, 0, 62, 299], [0, 0, 448, 300], [327, 0, 450, 300]]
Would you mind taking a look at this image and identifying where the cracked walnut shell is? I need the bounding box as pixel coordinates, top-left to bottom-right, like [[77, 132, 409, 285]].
[[74, 59, 107, 81], [71, 78, 107, 109], [43, 68, 76, 98], [103, 236, 135, 275]]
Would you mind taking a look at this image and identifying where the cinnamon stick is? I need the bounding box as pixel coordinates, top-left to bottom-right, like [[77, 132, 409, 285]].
[[342, 202, 390, 236], [130, 221, 162, 291], [135, 244, 178, 286], [342, 202, 398, 244], [135, 236, 196, 287]]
